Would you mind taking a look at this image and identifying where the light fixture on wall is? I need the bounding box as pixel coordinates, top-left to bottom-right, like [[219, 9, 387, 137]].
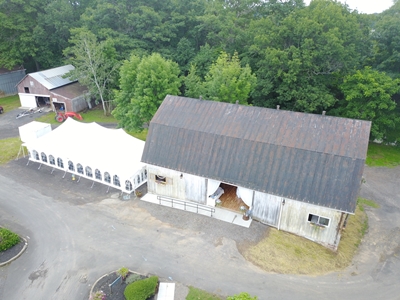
[[282, 199, 285, 205], [180, 173, 183, 179]]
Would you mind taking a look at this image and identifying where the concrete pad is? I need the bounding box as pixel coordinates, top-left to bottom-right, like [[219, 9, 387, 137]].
[[157, 282, 175, 300], [141, 193, 252, 228]]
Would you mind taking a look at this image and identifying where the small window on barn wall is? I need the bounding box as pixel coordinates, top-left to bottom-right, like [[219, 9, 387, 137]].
[[68, 161, 74, 171], [155, 175, 166, 184], [307, 214, 330, 227], [49, 155, 55, 165], [57, 158, 64, 168], [24, 87, 30, 93]]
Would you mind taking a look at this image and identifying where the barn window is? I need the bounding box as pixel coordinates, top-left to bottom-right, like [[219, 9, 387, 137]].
[[33, 150, 39, 160], [113, 175, 120, 187], [49, 155, 55, 165], [85, 166, 93, 177], [24, 87, 30, 93], [308, 214, 330, 227], [41, 152, 47, 162], [57, 158, 64, 168], [125, 180, 133, 191], [68, 161, 74, 171], [77, 163, 84, 174], [104, 172, 111, 183], [95, 169, 102, 180], [144, 169, 147, 179], [137, 175, 141, 184], [155, 175, 166, 184]]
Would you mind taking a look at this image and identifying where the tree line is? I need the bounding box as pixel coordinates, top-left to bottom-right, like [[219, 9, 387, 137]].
[[1, 0, 399, 141]]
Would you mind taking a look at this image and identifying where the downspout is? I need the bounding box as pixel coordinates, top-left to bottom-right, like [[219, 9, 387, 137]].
[[277, 198, 286, 230]]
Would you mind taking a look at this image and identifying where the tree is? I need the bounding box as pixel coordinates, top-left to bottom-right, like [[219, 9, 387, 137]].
[[63, 29, 120, 115], [338, 67, 400, 141], [113, 53, 181, 131], [185, 51, 256, 104], [249, 0, 370, 112]]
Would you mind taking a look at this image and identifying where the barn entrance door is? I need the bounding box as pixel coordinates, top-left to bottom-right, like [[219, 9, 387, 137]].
[[251, 192, 281, 227]]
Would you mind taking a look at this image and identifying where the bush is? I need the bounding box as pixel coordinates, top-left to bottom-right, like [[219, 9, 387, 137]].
[[124, 276, 159, 300], [117, 267, 129, 279], [0, 228, 20, 252], [126, 273, 142, 284]]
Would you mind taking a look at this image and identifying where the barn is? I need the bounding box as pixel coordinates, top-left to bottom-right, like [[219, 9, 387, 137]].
[[16, 65, 87, 112], [141, 95, 371, 250]]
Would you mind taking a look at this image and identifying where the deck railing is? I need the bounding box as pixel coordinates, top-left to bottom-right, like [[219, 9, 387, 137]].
[[157, 196, 215, 217]]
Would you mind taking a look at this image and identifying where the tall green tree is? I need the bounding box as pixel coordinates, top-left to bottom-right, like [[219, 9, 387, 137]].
[[0, 0, 49, 70], [338, 67, 400, 141], [185, 51, 256, 104], [249, 0, 370, 112], [64, 29, 120, 115], [113, 53, 181, 131], [371, 1, 400, 76]]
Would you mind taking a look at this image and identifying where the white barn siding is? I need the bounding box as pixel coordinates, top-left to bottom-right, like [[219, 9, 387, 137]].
[[252, 192, 282, 227], [279, 199, 344, 249], [147, 165, 207, 203]]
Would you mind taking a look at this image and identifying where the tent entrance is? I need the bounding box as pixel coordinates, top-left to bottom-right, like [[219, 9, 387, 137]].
[[217, 183, 249, 213]]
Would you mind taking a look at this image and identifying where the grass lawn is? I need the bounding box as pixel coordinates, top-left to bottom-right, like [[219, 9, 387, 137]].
[[0, 95, 20, 112], [0, 137, 22, 165], [366, 142, 400, 167], [243, 198, 377, 276], [186, 287, 223, 300]]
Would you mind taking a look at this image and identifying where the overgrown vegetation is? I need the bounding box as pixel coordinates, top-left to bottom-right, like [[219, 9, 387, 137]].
[[366, 142, 400, 167], [244, 199, 373, 275], [186, 286, 223, 300], [123, 276, 158, 300], [0, 227, 20, 252]]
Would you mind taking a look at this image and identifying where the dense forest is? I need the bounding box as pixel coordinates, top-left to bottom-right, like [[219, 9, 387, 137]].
[[1, 0, 399, 140]]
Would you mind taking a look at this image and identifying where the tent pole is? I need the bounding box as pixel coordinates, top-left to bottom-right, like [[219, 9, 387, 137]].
[[91, 181, 95, 188], [51, 167, 55, 174], [38, 163, 42, 170], [77, 176, 81, 183], [26, 159, 30, 166], [106, 186, 110, 193]]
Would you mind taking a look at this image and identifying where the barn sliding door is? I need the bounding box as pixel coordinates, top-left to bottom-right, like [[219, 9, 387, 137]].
[[252, 192, 281, 227]]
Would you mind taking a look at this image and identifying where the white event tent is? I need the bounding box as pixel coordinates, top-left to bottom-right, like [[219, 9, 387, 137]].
[[23, 117, 147, 193]]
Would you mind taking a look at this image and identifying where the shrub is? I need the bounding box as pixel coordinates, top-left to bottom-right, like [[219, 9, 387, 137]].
[[126, 273, 142, 284], [117, 267, 129, 279], [0, 228, 20, 252], [90, 290, 106, 300], [124, 276, 159, 300]]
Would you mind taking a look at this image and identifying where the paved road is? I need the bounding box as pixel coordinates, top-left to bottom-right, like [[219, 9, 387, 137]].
[[0, 108, 399, 300]]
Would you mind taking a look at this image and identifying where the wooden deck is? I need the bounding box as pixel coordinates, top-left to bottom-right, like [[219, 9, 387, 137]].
[[218, 183, 249, 212]]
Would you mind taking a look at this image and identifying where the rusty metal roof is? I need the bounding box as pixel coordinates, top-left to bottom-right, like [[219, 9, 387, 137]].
[[142, 95, 371, 213]]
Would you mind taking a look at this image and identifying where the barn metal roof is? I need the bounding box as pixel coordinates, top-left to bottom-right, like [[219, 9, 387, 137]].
[[26, 65, 76, 90], [142, 95, 371, 213]]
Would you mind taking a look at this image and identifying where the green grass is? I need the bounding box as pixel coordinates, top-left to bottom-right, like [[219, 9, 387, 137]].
[[0, 95, 20, 111], [243, 197, 375, 275], [357, 197, 380, 209], [0, 227, 20, 252], [366, 142, 400, 167], [186, 287, 223, 300], [0, 137, 22, 165]]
